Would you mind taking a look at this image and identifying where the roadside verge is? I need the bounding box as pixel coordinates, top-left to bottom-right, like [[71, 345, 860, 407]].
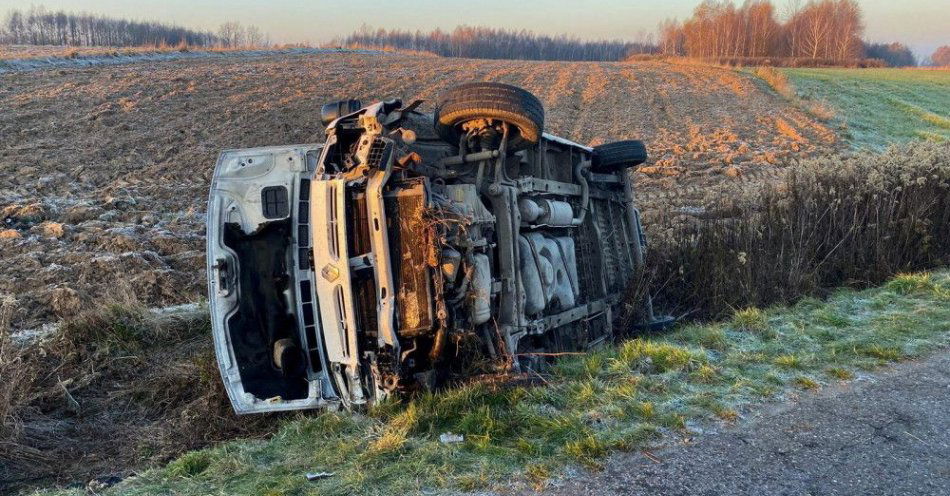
[[26, 271, 948, 496]]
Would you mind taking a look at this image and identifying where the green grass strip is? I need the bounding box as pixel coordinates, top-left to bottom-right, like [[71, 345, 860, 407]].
[[35, 271, 950, 495], [782, 68, 950, 149]]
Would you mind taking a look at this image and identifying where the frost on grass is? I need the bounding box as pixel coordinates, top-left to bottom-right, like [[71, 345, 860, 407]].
[[55, 271, 950, 496], [783, 68, 950, 147]]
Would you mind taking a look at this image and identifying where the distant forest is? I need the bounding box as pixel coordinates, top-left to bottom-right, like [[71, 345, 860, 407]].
[[659, 0, 917, 66], [1, 2, 927, 66], [340, 1, 918, 67], [339, 25, 657, 61], [0, 6, 269, 48]]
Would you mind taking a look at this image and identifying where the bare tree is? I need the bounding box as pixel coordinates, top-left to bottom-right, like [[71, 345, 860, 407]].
[[797, 2, 832, 58], [746, 0, 780, 57], [659, 0, 867, 63], [658, 18, 685, 55], [930, 46, 950, 67], [245, 25, 269, 48], [340, 25, 656, 61], [786, 0, 863, 61], [0, 6, 232, 47], [217, 21, 243, 48]]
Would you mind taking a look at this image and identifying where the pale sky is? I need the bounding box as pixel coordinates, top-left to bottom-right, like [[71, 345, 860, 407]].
[[2, 0, 947, 58]]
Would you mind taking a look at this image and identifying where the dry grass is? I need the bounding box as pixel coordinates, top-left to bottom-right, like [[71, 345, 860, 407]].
[[637, 141, 950, 322], [327, 42, 439, 57], [775, 117, 806, 140], [825, 367, 855, 380], [0, 298, 33, 447], [0, 43, 282, 61], [754, 66, 794, 98], [689, 56, 886, 68], [749, 66, 835, 122], [804, 98, 837, 121], [626, 55, 887, 68], [623, 53, 665, 62], [0, 296, 282, 492]]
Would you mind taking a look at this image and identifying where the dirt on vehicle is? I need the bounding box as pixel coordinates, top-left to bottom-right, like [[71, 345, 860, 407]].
[[0, 51, 838, 332]]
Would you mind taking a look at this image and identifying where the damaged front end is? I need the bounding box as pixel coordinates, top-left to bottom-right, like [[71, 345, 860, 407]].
[[207, 101, 448, 411]]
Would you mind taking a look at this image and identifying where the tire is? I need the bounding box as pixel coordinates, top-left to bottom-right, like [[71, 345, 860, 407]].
[[434, 82, 544, 152], [591, 140, 648, 172]]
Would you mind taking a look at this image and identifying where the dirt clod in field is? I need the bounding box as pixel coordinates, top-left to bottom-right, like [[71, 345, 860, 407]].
[[49, 287, 81, 317], [32, 221, 64, 238], [0, 52, 838, 330]]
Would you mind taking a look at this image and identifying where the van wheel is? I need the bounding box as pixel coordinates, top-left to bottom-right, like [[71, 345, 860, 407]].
[[434, 82, 544, 152], [592, 140, 648, 172]]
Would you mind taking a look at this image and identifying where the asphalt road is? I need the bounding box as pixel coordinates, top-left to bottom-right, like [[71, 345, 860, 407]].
[[524, 351, 950, 496]]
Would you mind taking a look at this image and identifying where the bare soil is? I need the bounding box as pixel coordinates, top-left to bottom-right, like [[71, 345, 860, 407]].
[[0, 52, 838, 331]]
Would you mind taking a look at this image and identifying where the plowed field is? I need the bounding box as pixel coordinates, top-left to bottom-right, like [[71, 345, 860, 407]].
[[0, 52, 839, 330]]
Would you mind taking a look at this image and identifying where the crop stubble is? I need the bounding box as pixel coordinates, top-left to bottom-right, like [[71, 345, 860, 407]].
[[0, 52, 837, 329]]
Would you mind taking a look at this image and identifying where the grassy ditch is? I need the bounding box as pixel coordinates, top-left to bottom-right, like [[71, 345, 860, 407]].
[[31, 270, 950, 496]]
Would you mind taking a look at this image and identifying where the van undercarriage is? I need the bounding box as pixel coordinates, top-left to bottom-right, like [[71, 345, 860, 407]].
[[207, 83, 667, 413]]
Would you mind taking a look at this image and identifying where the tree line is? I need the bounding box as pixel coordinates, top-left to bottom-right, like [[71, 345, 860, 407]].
[[659, 0, 917, 66], [932, 46, 950, 67], [216, 21, 271, 48], [0, 6, 270, 49], [339, 25, 657, 61], [1, 6, 218, 46], [3, 3, 935, 66], [864, 42, 916, 68]]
